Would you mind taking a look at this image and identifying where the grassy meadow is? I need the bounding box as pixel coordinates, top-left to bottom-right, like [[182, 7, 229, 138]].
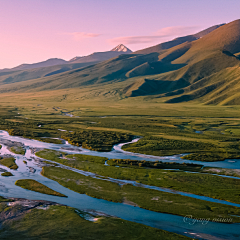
[[1, 172, 13, 177], [0, 204, 190, 240], [15, 179, 67, 197], [10, 146, 26, 155], [0, 99, 240, 235], [1, 96, 240, 160], [41, 166, 240, 222], [38, 150, 240, 204], [0, 157, 18, 170]]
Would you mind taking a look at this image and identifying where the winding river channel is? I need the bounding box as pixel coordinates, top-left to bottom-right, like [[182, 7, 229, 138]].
[[0, 130, 240, 240]]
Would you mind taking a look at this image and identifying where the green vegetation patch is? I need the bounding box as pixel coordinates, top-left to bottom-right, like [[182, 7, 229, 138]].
[[15, 179, 67, 197], [108, 159, 203, 171], [122, 136, 216, 156], [37, 149, 240, 204], [10, 146, 26, 155], [36, 149, 107, 164], [1, 172, 13, 177], [38, 137, 63, 144], [36, 149, 64, 161], [0, 205, 190, 240], [82, 116, 240, 161], [0, 196, 11, 202], [0, 157, 18, 170], [61, 130, 133, 151], [41, 167, 121, 202], [41, 166, 240, 222], [182, 152, 240, 162], [3, 106, 240, 162]]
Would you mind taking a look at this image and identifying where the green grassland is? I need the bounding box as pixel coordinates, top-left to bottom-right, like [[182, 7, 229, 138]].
[[0, 157, 18, 170], [15, 179, 67, 197], [37, 149, 108, 164], [0, 204, 190, 240], [0, 196, 12, 202], [107, 158, 203, 171], [27, 112, 240, 161], [1, 22, 240, 113], [38, 150, 240, 204], [61, 130, 133, 151], [0, 22, 240, 107], [1, 98, 240, 226], [10, 146, 26, 155], [41, 166, 240, 222], [2, 102, 240, 161], [1, 172, 13, 177]]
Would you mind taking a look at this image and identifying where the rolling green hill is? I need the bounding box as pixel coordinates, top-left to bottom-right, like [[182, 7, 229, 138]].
[[134, 24, 224, 55], [1, 20, 240, 105]]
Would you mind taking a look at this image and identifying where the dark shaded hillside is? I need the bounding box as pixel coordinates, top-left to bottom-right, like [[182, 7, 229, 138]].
[[69, 51, 130, 64], [173, 20, 240, 64], [127, 20, 240, 104], [0, 53, 160, 92], [124, 78, 188, 97], [0, 61, 98, 85]]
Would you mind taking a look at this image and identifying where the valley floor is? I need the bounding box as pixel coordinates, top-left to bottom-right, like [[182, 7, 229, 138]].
[[0, 101, 240, 239]]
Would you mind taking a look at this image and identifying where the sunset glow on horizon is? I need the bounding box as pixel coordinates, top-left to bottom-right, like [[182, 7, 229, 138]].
[[0, 0, 239, 69]]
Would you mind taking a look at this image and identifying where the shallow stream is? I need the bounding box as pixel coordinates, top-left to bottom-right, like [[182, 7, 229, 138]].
[[0, 130, 239, 240]]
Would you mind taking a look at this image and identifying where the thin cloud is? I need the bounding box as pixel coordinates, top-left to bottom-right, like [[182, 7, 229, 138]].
[[64, 32, 101, 41], [156, 26, 198, 36], [109, 26, 199, 45], [110, 35, 166, 44]]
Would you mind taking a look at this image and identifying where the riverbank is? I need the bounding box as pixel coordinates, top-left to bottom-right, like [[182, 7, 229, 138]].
[[1, 196, 190, 240], [0, 130, 240, 239]]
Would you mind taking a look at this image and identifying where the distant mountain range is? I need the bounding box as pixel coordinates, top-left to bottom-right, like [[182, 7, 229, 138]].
[[9, 58, 68, 71], [2, 20, 240, 105], [1, 44, 132, 71], [69, 44, 132, 64]]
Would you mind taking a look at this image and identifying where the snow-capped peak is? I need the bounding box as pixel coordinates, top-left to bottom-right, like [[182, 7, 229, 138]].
[[111, 44, 132, 53]]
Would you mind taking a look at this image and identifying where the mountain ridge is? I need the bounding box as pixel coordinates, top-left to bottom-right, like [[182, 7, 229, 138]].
[[1, 20, 240, 105], [111, 44, 132, 53], [1, 44, 132, 72], [69, 44, 132, 64], [134, 24, 225, 55]]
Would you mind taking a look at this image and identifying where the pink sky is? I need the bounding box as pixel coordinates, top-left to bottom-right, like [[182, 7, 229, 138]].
[[0, 0, 239, 69]]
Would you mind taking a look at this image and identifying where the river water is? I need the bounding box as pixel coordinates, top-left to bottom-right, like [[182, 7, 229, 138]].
[[0, 130, 239, 240]]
